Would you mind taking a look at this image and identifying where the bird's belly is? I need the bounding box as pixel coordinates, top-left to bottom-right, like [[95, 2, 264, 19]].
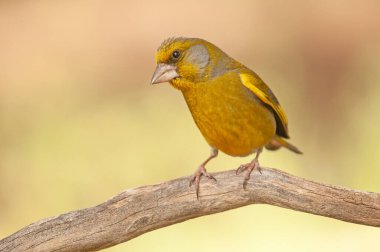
[[184, 88, 276, 157], [196, 112, 275, 156]]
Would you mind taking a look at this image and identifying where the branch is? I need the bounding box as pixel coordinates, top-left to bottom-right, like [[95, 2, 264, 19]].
[[1, 168, 380, 251]]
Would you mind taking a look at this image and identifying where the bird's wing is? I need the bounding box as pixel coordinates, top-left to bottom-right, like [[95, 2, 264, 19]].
[[239, 72, 289, 138]]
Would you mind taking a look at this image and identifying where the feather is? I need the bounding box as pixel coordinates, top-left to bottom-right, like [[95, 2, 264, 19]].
[[239, 72, 289, 138]]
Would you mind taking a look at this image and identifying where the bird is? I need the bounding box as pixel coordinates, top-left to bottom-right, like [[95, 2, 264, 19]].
[[151, 37, 301, 198]]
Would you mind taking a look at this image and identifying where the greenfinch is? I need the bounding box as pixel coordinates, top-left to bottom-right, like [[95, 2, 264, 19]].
[[151, 37, 301, 198]]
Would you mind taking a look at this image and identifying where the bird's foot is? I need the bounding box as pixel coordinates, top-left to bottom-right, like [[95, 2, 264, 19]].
[[236, 159, 261, 189], [189, 165, 216, 199]]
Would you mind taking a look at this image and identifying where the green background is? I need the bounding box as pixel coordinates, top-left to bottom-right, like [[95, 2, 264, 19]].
[[1, 1, 380, 251]]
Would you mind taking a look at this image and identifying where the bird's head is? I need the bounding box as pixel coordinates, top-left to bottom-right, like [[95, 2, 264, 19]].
[[151, 37, 231, 89]]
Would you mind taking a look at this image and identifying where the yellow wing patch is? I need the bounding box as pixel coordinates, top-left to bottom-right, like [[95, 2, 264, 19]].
[[240, 73, 289, 137]]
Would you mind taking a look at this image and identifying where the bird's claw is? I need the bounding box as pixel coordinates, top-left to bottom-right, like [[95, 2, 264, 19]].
[[236, 159, 261, 189], [189, 165, 216, 199]]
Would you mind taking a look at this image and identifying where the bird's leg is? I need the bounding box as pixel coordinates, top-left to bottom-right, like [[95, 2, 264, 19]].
[[236, 148, 263, 189], [189, 148, 218, 199]]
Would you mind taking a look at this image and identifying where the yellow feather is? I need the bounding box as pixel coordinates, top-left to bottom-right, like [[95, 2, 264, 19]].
[[239, 72, 289, 137]]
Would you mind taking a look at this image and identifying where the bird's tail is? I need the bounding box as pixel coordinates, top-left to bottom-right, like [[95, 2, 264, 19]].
[[265, 136, 302, 154]]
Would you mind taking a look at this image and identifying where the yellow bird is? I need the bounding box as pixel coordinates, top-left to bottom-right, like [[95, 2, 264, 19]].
[[151, 37, 301, 197]]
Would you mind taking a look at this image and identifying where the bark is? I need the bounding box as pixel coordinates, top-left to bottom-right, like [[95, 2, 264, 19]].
[[1, 167, 379, 252]]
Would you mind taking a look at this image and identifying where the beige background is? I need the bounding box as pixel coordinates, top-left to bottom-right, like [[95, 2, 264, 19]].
[[1, 1, 380, 251]]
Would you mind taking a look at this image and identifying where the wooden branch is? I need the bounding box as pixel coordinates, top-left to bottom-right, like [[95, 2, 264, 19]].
[[1, 167, 380, 252]]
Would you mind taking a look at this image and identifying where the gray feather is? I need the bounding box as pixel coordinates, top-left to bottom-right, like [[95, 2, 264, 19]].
[[186, 44, 209, 69]]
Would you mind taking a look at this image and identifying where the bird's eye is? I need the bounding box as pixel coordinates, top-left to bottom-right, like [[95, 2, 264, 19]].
[[172, 50, 180, 59]]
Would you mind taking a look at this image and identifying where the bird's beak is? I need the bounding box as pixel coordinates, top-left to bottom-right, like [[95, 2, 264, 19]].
[[151, 63, 179, 84]]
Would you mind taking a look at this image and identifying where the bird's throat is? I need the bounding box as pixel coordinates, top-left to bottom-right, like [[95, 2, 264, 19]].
[[170, 78, 194, 91]]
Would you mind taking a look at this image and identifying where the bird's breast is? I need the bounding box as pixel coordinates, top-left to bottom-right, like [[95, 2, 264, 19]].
[[182, 75, 276, 157]]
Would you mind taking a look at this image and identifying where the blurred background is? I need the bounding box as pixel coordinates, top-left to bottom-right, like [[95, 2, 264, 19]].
[[1, 0, 380, 251]]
